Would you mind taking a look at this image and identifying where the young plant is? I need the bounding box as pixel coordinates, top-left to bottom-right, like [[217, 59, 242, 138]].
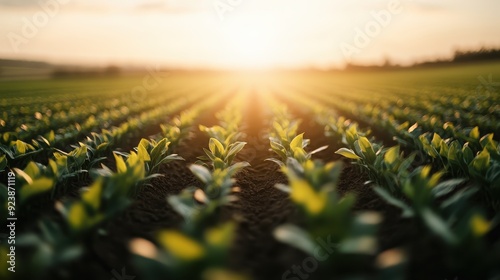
[[199, 125, 242, 147], [11, 150, 159, 279], [135, 138, 183, 175], [168, 162, 248, 228], [84, 130, 113, 157], [198, 138, 247, 169], [12, 144, 94, 212], [99, 151, 157, 197], [274, 158, 385, 277], [131, 222, 247, 280], [336, 142, 416, 194], [161, 110, 198, 148], [419, 132, 500, 208], [0, 139, 41, 169], [373, 166, 498, 277], [139, 101, 248, 280]]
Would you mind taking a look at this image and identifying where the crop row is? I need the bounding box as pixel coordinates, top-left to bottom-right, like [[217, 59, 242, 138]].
[[260, 98, 404, 279], [0, 82, 226, 146], [282, 84, 500, 209], [275, 77, 499, 138], [131, 96, 250, 279], [0, 84, 231, 173], [0, 89, 228, 279], [276, 87, 500, 278]]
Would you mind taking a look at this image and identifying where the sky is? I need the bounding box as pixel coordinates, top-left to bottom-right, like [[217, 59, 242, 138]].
[[0, 0, 499, 69]]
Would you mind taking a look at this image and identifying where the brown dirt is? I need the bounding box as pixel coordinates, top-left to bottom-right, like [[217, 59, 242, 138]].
[[227, 89, 308, 279]]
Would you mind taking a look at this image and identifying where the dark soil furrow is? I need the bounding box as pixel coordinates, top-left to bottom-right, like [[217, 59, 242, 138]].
[[228, 89, 307, 279]]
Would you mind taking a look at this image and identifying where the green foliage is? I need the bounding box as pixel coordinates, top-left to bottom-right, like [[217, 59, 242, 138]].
[[274, 158, 384, 277], [169, 101, 248, 228], [84, 130, 113, 156], [14, 220, 84, 278], [12, 144, 94, 208], [0, 139, 41, 168], [268, 120, 327, 166], [131, 222, 247, 280], [199, 125, 242, 147], [418, 131, 500, 208], [0, 154, 7, 172], [199, 138, 247, 169], [373, 165, 498, 275], [336, 135, 415, 193], [152, 98, 247, 280], [136, 138, 183, 175], [190, 163, 248, 201], [160, 109, 198, 148]]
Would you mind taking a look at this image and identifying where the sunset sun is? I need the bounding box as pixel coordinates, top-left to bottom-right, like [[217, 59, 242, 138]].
[[222, 18, 279, 68]]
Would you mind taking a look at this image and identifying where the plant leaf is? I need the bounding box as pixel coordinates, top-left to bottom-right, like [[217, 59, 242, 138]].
[[190, 164, 212, 184], [20, 177, 54, 204], [335, 148, 361, 160], [431, 178, 466, 197], [273, 224, 316, 256], [374, 187, 414, 217], [421, 208, 456, 245]]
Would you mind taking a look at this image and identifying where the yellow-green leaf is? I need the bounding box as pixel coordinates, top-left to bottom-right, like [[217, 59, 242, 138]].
[[205, 222, 235, 247], [48, 159, 59, 176], [431, 133, 442, 149], [202, 269, 249, 280], [421, 166, 431, 179], [471, 149, 490, 173], [335, 148, 360, 160], [469, 127, 480, 140], [470, 214, 490, 236], [157, 231, 204, 261], [68, 203, 86, 230], [139, 138, 149, 150], [114, 153, 127, 173], [15, 140, 28, 154], [23, 161, 40, 179], [82, 179, 103, 210], [428, 171, 443, 188], [290, 179, 327, 215], [210, 138, 225, 156], [293, 148, 307, 162], [290, 133, 304, 150], [0, 154, 6, 170], [137, 144, 151, 162], [20, 177, 54, 203], [127, 152, 145, 178], [358, 137, 372, 153], [47, 130, 55, 143], [384, 146, 399, 165]]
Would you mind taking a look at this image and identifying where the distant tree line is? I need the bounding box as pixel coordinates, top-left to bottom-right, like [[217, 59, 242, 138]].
[[0, 59, 51, 68], [51, 66, 121, 79], [452, 48, 500, 63], [345, 47, 500, 71]]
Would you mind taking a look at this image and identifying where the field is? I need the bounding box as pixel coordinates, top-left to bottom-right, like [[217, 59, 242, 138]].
[[1, 62, 500, 280]]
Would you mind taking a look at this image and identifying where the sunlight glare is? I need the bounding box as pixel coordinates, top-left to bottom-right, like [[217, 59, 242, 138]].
[[222, 17, 279, 69]]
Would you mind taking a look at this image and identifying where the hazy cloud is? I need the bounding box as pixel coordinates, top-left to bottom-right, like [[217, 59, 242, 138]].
[[135, 0, 208, 14], [0, 0, 207, 13], [407, 2, 446, 13], [0, 0, 39, 6]]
